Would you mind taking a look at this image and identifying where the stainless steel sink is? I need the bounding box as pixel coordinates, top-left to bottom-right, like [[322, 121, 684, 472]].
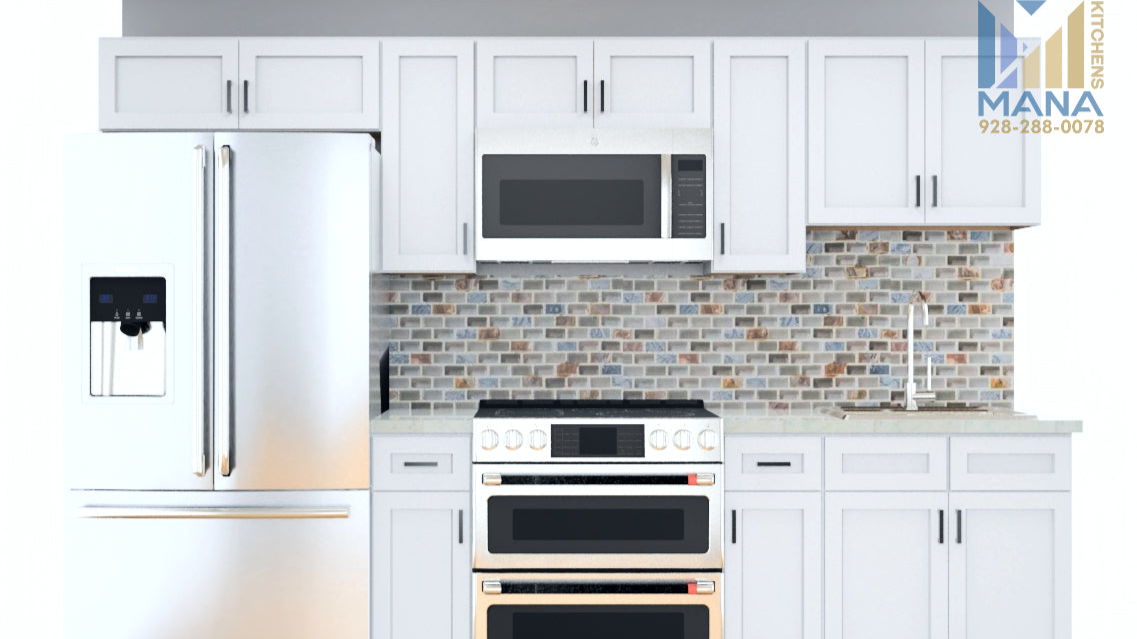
[[820, 405, 1027, 420]]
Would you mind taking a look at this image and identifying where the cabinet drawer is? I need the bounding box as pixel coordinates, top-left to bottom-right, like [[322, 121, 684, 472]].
[[725, 435, 821, 491], [825, 436, 948, 491], [950, 436, 1071, 491], [372, 435, 471, 491]]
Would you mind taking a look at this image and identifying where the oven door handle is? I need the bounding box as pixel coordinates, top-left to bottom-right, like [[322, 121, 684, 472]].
[[481, 473, 715, 486], [481, 580, 715, 595]]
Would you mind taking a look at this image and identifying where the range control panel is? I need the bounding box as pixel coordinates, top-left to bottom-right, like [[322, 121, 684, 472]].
[[670, 155, 707, 239], [473, 418, 722, 464], [90, 277, 166, 323]]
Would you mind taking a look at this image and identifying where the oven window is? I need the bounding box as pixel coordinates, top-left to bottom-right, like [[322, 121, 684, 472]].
[[482, 155, 662, 239], [487, 496, 709, 554], [487, 605, 709, 639]]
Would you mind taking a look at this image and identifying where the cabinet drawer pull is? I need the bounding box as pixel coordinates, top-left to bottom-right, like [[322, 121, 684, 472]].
[[402, 461, 440, 468], [755, 461, 792, 468]]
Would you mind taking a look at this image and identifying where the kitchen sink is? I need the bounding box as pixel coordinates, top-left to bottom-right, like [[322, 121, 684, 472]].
[[820, 405, 1028, 420]]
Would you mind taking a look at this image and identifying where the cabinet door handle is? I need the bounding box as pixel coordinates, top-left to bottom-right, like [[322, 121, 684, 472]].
[[583, 80, 588, 113], [916, 175, 922, 208], [243, 80, 249, 114], [600, 80, 605, 112], [458, 509, 464, 544], [720, 223, 726, 255], [463, 222, 469, 255], [938, 509, 944, 544], [226, 80, 232, 114], [731, 509, 737, 544], [932, 175, 939, 207], [956, 509, 963, 544]]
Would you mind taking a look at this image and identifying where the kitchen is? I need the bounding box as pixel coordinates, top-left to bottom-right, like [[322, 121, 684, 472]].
[[1, 0, 1131, 638]]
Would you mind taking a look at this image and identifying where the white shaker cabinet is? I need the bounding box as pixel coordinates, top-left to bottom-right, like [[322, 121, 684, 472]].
[[825, 492, 949, 639], [710, 39, 806, 273], [475, 39, 593, 128], [925, 39, 1041, 226], [99, 38, 239, 131], [725, 492, 822, 639], [948, 492, 1071, 639], [808, 39, 926, 225], [380, 39, 476, 273], [372, 491, 471, 639], [593, 39, 712, 128], [237, 38, 380, 130]]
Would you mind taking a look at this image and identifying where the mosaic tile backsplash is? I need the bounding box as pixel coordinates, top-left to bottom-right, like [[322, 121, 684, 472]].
[[371, 229, 1015, 412]]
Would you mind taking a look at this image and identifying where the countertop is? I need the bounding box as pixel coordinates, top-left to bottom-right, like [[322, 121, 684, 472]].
[[371, 408, 1083, 435]]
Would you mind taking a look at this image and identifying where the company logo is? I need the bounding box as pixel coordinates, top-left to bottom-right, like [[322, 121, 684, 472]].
[[977, 0, 1104, 117]]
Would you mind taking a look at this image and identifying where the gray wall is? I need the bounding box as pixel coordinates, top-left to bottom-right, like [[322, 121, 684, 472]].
[[124, 0, 1012, 37]]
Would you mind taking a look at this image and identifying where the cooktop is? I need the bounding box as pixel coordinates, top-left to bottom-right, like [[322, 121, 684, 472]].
[[474, 399, 719, 420]]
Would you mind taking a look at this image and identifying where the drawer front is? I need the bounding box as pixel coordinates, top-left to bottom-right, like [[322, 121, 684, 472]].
[[825, 436, 948, 491], [950, 436, 1071, 491], [725, 435, 822, 491], [372, 434, 471, 491]]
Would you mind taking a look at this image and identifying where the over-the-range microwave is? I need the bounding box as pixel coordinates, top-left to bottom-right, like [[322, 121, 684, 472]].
[[475, 128, 713, 263]]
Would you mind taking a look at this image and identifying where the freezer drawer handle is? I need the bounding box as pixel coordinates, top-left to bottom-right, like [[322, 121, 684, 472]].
[[74, 507, 350, 520]]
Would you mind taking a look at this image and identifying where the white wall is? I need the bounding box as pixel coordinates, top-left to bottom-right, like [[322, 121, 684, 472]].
[[1, 1, 1132, 636]]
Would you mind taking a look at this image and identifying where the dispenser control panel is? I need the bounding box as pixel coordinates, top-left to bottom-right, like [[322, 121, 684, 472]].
[[90, 277, 166, 323]]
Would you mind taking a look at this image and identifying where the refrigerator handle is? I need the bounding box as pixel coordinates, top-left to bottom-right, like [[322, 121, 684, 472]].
[[192, 145, 207, 477], [217, 145, 233, 477]]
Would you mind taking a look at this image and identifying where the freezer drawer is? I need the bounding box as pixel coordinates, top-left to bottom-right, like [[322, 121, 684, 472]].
[[66, 490, 369, 639]]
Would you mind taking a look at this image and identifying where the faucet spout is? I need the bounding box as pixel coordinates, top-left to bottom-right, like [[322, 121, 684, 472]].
[[905, 291, 935, 411]]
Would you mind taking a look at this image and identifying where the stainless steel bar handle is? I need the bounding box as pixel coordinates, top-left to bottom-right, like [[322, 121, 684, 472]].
[[75, 507, 349, 520], [192, 145, 207, 477], [217, 145, 233, 477]]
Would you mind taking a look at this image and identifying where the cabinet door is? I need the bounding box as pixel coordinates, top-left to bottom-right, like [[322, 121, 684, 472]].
[[825, 492, 948, 639], [948, 493, 1071, 639], [372, 492, 471, 639], [726, 492, 821, 639], [381, 39, 476, 273], [99, 38, 238, 130], [237, 38, 380, 130], [476, 39, 593, 128], [594, 39, 712, 128], [925, 39, 1041, 226], [808, 40, 925, 225], [711, 39, 806, 274]]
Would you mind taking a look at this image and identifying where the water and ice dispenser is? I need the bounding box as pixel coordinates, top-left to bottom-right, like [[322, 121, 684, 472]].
[[89, 277, 167, 397]]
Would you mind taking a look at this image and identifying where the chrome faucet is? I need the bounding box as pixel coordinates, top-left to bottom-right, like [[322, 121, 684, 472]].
[[905, 291, 935, 411]]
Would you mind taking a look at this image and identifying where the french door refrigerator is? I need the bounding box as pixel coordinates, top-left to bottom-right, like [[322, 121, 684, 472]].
[[64, 133, 377, 639]]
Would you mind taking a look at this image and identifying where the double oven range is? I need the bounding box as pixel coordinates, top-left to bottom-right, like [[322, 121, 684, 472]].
[[472, 400, 724, 639]]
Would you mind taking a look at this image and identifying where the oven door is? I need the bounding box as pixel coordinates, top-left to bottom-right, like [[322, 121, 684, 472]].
[[473, 463, 722, 570], [476, 572, 722, 639]]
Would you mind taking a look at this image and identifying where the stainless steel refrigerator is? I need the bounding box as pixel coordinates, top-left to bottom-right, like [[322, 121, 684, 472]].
[[64, 133, 376, 638]]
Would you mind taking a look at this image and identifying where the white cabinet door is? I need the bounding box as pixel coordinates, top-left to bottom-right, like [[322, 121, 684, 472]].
[[237, 38, 380, 130], [711, 39, 806, 274], [381, 39, 476, 273], [372, 492, 471, 639], [476, 39, 593, 128], [808, 39, 926, 225], [948, 492, 1071, 639], [726, 492, 821, 639], [99, 38, 239, 131], [925, 39, 1041, 226], [594, 39, 712, 128], [825, 492, 948, 639]]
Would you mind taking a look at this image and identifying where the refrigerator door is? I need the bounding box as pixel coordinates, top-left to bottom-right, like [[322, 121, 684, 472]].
[[66, 489, 369, 639], [214, 133, 371, 490], [65, 134, 214, 490]]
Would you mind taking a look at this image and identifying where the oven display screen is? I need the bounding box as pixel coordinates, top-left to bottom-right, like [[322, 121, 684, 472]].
[[552, 424, 645, 458], [579, 427, 617, 456]]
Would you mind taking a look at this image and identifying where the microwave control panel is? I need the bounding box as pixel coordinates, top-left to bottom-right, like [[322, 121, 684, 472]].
[[670, 155, 707, 239]]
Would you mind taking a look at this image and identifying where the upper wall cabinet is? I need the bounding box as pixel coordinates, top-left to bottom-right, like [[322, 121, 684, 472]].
[[710, 39, 806, 274], [808, 39, 926, 226], [100, 38, 239, 130], [99, 38, 380, 131], [381, 39, 476, 274], [925, 39, 1040, 227], [237, 38, 380, 130], [476, 39, 711, 129]]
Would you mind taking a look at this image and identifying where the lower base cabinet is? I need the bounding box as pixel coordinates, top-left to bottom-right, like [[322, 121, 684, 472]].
[[725, 492, 822, 639], [372, 491, 471, 639]]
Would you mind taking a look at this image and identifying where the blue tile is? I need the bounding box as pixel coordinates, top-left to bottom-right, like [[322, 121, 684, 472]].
[[712, 390, 735, 400], [913, 268, 935, 279], [477, 377, 499, 388], [623, 292, 645, 303], [589, 328, 611, 339], [612, 376, 633, 389], [991, 329, 1013, 339], [601, 364, 623, 375], [768, 279, 790, 291], [411, 304, 431, 315], [646, 317, 666, 328], [806, 242, 824, 254], [656, 353, 678, 364], [456, 353, 478, 364], [645, 341, 667, 352], [1003, 292, 1015, 303], [992, 354, 1012, 364], [679, 304, 699, 315], [891, 243, 912, 254], [589, 279, 612, 290], [467, 292, 488, 303], [389, 341, 402, 352], [946, 304, 967, 315], [735, 292, 756, 303], [970, 231, 992, 241], [444, 390, 466, 401], [723, 353, 746, 364], [813, 304, 832, 314], [723, 329, 744, 339], [929, 353, 946, 364], [806, 267, 824, 278], [914, 340, 934, 352], [779, 317, 800, 327], [557, 341, 577, 352], [881, 376, 904, 389], [501, 279, 523, 291], [745, 377, 767, 388], [870, 364, 890, 375], [456, 328, 477, 339], [859, 231, 880, 241], [856, 279, 880, 290], [391, 353, 410, 364], [858, 328, 879, 339], [825, 341, 845, 352], [980, 390, 1003, 401], [511, 316, 532, 327], [545, 303, 565, 314], [891, 292, 912, 304]]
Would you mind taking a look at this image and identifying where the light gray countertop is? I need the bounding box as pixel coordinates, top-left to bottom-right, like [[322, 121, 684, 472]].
[[371, 408, 1083, 435]]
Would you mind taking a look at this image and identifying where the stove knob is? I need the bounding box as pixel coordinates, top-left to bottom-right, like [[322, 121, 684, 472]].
[[529, 429, 548, 451], [649, 429, 669, 451], [480, 430, 500, 451], [504, 429, 524, 451], [697, 429, 719, 451], [673, 429, 692, 451]]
